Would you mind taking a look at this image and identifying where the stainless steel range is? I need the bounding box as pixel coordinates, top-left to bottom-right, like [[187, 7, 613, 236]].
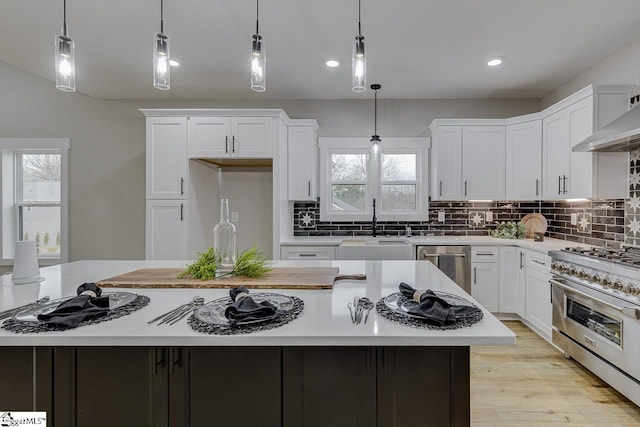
[[550, 246, 640, 406]]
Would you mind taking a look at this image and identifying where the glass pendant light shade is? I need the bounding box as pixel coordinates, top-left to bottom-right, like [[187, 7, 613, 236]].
[[370, 84, 381, 155], [55, 30, 76, 92], [153, 33, 170, 90], [352, 35, 366, 92], [250, 34, 266, 92]]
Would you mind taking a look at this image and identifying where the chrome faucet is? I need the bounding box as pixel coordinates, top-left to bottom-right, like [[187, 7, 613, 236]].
[[372, 198, 377, 237]]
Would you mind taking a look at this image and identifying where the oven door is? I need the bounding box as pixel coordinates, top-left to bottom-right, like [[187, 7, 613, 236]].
[[551, 277, 640, 380]]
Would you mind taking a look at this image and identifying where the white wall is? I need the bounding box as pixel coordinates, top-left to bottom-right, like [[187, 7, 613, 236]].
[[217, 167, 273, 258], [0, 59, 540, 261], [543, 36, 640, 107], [0, 60, 145, 261]]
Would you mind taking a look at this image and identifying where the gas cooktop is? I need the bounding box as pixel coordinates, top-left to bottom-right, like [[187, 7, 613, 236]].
[[561, 246, 640, 268]]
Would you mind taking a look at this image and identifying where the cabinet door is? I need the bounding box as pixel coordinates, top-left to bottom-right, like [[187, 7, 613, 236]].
[[288, 126, 317, 200], [462, 126, 505, 200], [377, 347, 469, 427], [431, 125, 462, 200], [283, 348, 376, 427], [146, 117, 188, 199], [542, 109, 570, 198], [506, 120, 542, 200], [186, 347, 281, 427], [471, 262, 499, 312], [72, 347, 168, 427], [516, 249, 527, 319], [231, 117, 273, 157], [498, 246, 519, 314], [0, 347, 52, 413], [188, 116, 231, 158], [146, 200, 188, 260], [525, 268, 553, 339], [567, 96, 594, 198]]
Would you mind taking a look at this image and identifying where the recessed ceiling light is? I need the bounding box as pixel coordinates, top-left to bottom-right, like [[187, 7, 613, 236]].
[[487, 58, 503, 67], [325, 60, 340, 68], [170, 59, 180, 67]]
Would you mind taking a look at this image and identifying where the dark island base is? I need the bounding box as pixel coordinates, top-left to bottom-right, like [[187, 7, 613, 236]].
[[0, 346, 470, 427]]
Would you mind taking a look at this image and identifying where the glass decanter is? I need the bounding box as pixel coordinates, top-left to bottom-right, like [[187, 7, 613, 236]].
[[213, 198, 236, 273]]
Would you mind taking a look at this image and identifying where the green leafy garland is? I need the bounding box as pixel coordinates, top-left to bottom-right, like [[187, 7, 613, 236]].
[[178, 246, 272, 280]]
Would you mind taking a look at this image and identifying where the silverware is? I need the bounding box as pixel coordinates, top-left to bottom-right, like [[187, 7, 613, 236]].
[[167, 297, 204, 325], [0, 296, 50, 321], [148, 296, 200, 325], [348, 297, 374, 325]]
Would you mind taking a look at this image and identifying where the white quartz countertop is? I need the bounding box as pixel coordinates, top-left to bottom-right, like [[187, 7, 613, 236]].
[[281, 236, 588, 254], [0, 260, 515, 347]]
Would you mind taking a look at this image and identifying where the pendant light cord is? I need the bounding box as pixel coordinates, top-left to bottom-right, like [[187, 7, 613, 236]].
[[62, 0, 67, 36], [358, 0, 362, 35], [256, 0, 260, 35], [160, 0, 164, 34]]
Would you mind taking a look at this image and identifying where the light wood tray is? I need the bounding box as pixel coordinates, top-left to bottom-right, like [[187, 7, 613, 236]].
[[520, 213, 548, 238], [97, 267, 366, 290]]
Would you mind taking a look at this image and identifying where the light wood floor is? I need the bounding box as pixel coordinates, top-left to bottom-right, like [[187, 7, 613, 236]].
[[471, 321, 640, 426]]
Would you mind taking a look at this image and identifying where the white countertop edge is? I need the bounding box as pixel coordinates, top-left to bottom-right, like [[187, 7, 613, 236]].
[[0, 335, 516, 347], [280, 236, 588, 254]]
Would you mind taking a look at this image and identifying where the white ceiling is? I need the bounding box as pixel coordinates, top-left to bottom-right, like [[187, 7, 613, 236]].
[[2, 0, 640, 100]]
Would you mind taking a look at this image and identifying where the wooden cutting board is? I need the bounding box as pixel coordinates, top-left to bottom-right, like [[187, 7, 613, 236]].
[[97, 267, 366, 290]]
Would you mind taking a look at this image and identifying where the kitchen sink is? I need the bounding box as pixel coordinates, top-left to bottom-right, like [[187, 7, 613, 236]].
[[337, 239, 412, 260]]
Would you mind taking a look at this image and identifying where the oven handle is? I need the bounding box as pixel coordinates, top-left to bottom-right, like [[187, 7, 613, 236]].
[[550, 278, 640, 319]]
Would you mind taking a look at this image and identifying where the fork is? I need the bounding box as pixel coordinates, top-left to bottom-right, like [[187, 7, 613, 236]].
[[148, 296, 200, 325]]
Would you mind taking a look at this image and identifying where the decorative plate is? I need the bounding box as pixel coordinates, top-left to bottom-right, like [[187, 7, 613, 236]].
[[12, 292, 138, 322], [383, 291, 478, 320], [194, 293, 294, 326], [520, 213, 548, 238]]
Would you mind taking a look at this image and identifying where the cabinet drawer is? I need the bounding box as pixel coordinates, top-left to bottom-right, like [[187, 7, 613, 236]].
[[281, 246, 336, 260], [526, 251, 551, 273], [471, 247, 499, 262]]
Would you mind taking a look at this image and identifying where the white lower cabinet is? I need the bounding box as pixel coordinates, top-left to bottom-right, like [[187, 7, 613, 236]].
[[471, 247, 499, 313], [498, 247, 522, 314], [146, 200, 188, 260], [524, 251, 553, 339], [280, 246, 336, 260]]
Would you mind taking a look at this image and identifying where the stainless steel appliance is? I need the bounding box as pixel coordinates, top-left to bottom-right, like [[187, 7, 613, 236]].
[[550, 246, 640, 406], [416, 246, 471, 294]]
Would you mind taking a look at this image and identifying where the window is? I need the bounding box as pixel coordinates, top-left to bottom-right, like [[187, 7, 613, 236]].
[[319, 137, 428, 221], [0, 139, 69, 264]]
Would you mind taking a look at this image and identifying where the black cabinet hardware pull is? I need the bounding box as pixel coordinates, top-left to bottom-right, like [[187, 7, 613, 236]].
[[180, 203, 184, 221]]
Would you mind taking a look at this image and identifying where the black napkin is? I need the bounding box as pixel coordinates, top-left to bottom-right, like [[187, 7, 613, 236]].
[[37, 283, 110, 329], [399, 282, 480, 326], [224, 286, 278, 326]]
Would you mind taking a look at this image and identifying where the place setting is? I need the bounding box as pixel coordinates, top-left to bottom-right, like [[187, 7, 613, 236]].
[[185, 286, 305, 335], [375, 282, 484, 330], [1, 283, 150, 334]]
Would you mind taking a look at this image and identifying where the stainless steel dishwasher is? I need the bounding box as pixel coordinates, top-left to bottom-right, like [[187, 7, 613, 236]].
[[416, 246, 471, 294]]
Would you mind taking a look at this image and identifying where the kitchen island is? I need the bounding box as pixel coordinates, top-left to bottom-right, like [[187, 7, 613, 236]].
[[0, 260, 514, 427]]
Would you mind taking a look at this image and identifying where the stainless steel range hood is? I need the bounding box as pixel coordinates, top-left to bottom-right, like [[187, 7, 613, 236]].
[[573, 105, 640, 152]]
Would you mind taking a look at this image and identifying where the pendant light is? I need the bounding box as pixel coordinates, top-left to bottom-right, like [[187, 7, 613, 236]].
[[371, 84, 381, 155], [352, 0, 366, 92], [55, 0, 75, 92], [250, 0, 266, 92], [153, 0, 170, 90]]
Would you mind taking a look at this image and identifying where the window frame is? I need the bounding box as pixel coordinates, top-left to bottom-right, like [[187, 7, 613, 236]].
[[0, 138, 70, 265], [319, 137, 429, 222]]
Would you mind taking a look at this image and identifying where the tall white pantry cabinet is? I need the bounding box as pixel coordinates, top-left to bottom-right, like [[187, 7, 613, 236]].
[[142, 109, 318, 260]]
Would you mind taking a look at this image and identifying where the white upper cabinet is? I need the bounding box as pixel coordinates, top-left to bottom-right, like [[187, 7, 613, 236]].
[[430, 123, 505, 201], [146, 116, 188, 200], [145, 199, 188, 260], [430, 125, 462, 200], [188, 116, 273, 158], [188, 117, 231, 158], [462, 126, 505, 200], [506, 120, 542, 200], [542, 86, 632, 200], [288, 124, 318, 201]]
